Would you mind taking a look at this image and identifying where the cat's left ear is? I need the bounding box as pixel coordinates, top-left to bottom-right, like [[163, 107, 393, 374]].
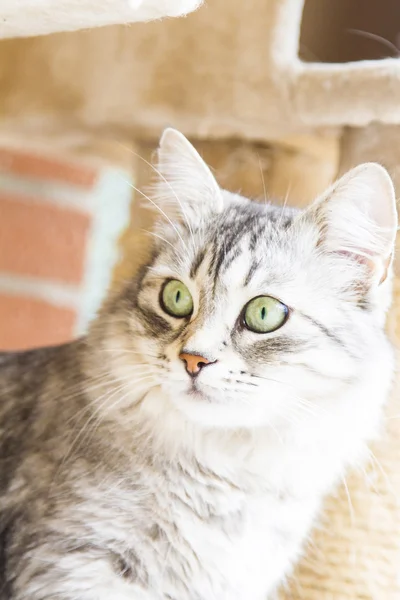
[[310, 163, 397, 285], [150, 128, 223, 226]]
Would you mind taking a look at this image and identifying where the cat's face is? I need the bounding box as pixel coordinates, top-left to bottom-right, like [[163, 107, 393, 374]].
[[109, 129, 397, 430]]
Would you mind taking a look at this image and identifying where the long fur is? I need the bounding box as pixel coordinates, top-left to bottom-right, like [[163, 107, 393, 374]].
[[0, 129, 397, 600]]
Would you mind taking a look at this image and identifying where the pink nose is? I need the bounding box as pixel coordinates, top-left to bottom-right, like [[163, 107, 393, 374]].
[[179, 353, 216, 376]]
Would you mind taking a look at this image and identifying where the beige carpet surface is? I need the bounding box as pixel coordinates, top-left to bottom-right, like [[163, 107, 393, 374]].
[[0, 0, 203, 39]]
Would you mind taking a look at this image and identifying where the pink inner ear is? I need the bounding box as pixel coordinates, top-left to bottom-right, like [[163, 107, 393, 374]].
[[334, 250, 392, 285], [335, 249, 373, 265]]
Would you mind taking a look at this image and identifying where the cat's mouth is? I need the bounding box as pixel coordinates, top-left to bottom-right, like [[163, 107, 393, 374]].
[[166, 374, 223, 404]]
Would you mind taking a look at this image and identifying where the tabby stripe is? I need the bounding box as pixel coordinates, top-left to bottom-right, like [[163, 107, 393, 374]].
[[299, 312, 348, 352], [244, 260, 261, 286], [212, 224, 248, 283], [190, 248, 206, 278], [136, 306, 172, 336]]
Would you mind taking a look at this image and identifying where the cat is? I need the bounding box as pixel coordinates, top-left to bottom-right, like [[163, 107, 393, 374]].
[[0, 128, 397, 600]]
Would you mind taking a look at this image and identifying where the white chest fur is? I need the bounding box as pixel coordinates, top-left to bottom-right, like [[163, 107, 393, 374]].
[[162, 487, 316, 600], [74, 475, 317, 600], [51, 368, 391, 600]]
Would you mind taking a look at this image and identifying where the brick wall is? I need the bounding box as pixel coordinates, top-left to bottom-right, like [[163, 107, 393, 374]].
[[0, 146, 132, 350]]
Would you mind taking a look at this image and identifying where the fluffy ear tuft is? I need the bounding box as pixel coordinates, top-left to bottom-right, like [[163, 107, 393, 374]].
[[148, 128, 223, 227], [310, 163, 397, 286]]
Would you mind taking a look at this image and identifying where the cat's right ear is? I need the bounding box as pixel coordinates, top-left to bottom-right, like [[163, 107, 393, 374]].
[[308, 163, 397, 288], [148, 128, 224, 227]]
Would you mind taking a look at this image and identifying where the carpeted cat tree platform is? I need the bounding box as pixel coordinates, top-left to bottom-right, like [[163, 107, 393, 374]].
[[1, 0, 400, 598], [1, 0, 400, 141]]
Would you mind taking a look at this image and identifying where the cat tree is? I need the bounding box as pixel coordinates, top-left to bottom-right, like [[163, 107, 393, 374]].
[[1, 0, 400, 140], [1, 0, 400, 597], [2, 0, 203, 38]]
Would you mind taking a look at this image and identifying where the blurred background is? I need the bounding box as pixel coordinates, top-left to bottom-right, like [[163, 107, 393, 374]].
[[1, 0, 400, 597], [0, 142, 133, 349]]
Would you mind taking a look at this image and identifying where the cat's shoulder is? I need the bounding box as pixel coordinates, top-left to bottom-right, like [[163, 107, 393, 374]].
[[0, 340, 86, 406], [0, 340, 87, 463], [0, 340, 82, 373]]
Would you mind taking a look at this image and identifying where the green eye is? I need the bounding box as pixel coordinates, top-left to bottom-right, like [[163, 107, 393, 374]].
[[244, 296, 288, 333], [161, 280, 193, 318]]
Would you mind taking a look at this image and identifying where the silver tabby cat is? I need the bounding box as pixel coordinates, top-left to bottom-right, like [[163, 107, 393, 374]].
[[0, 129, 397, 600]]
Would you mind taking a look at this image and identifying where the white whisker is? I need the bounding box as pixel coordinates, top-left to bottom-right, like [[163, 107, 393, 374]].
[[116, 175, 188, 250], [342, 476, 355, 526], [257, 154, 268, 205], [142, 229, 176, 251], [277, 185, 291, 229], [117, 142, 196, 250]]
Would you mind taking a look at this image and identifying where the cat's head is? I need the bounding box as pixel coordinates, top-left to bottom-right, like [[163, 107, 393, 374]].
[[105, 129, 397, 431]]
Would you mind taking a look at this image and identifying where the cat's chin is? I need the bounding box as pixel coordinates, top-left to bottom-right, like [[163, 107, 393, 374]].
[[165, 385, 271, 430]]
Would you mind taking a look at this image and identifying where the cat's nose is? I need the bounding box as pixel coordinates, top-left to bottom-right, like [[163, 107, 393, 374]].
[[179, 352, 216, 377]]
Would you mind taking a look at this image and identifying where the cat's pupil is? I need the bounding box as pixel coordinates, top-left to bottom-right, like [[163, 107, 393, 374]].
[[261, 306, 266, 320], [176, 290, 181, 303]]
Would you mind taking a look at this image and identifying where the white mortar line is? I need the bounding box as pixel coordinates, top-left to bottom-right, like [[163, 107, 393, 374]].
[[0, 174, 95, 213], [0, 273, 82, 310], [75, 168, 133, 335]]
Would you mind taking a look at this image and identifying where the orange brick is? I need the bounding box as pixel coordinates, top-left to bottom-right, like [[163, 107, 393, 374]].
[[0, 148, 98, 188], [0, 294, 76, 350], [0, 193, 90, 285]]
